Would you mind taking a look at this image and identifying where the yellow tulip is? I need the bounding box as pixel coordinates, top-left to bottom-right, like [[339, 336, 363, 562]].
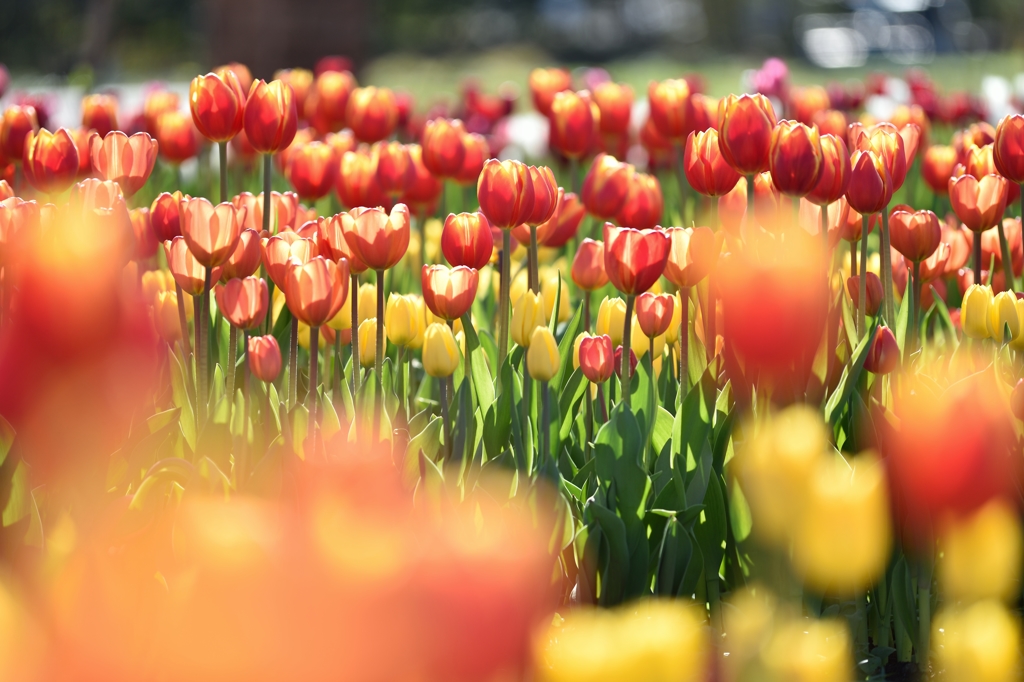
[[961, 284, 993, 339], [540, 271, 571, 324], [663, 292, 683, 345], [596, 296, 627, 347], [422, 322, 460, 378], [791, 452, 892, 596], [932, 600, 1021, 682], [723, 586, 776, 680], [152, 290, 182, 342], [357, 283, 377, 324], [1009, 299, 1024, 351], [988, 290, 1020, 341], [509, 268, 530, 307], [760, 618, 851, 682], [511, 290, 547, 347], [384, 293, 420, 348], [527, 327, 560, 381], [406, 296, 432, 350], [631, 315, 666, 360], [939, 499, 1022, 604], [357, 318, 377, 367], [325, 290, 352, 331], [142, 269, 173, 302]]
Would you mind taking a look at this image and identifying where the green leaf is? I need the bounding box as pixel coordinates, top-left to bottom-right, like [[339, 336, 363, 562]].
[[557, 368, 587, 442], [590, 503, 629, 606], [594, 404, 649, 523], [825, 320, 876, 428], [553, 302, 584, 395], [693, 473, 727, 578], [728, 477, 753, 542], [1, 460, 30, 528], [0, 415, 15, 467]]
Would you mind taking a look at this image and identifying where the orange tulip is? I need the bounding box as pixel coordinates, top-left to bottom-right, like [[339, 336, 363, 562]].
[[248, 334, 282, 381], [889, 208, 941, 262], [847, 273, 883, 317], [336, 148, 388, 211], [789, 85, 830, 125], [768, 121, 823, 197], [274, 126, 315, 176], [0, 105, 39, 162], [718, 94, 777, 176], [262, 233, 317, 288], [648, 79, 692, 141], [528, 68, 572, 117], [215, 276, 268, 329], [81, 94, 118, 137], [316, 214, 367, 276], [129, 207, 157, 260], [636, 292, 674, 338], [536, 189, 585, 248], [850, 122, 908, 191], [616, 172, 663, 231], [284, 256, 350, 327], [189, 71, 245, 142], [155, 111, 199, 164], [180, 197, 246, 267], [23, 128, 80, 194], [799, 198, 848, 247], [422, 118, 466, 178], [274, 68, 314, 119], [571, 238, 609, 291], [165, 236, 220, 295], [232, 190, 298, 235], [603, 223, 671, 295], [664, 226, 716, 288], [341, 204, 411, 271], [949, 174, 1008, 233], [346, 86, 398, 144], [846, 150, 892, 215], [214, 62, 253, 96], [549, 89, 597, 159], [521, 165, 559, 226], [286, 141, 338, 200], [639, 115, 675, 170], [477, 159, 531, 229], [89, 131, 158, 198], [68, 127, 93, 178], [581, 153, 632, 219], [684, 128, 741, 197], [374, 140, 410, 198], [421, 264, 478, 320], [401, 143, 443, 215], [592, 81, 633, 136], [0, 197, 39, 264], [963, 143, 999, 178], [220, 228, 262, 281], [579, 334, 614, 383], [306, 70, 355, 134], [142, 89, 180, 134], [243, 79, 298, 154], [994, 114, 1024, 184], [812, 109, 848, 140], [892, 104, 931, 148], [921, 145, 958, 196], [454, 132, 487, 186], [899, 124, 922, 165], [442, 211, 492, 270], [806, 134, 850, 206]]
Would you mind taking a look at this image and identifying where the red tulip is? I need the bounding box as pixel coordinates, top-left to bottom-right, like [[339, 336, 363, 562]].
[[920, 145, 958, 196], [850, 122, 908, 191], [639, 116, 675, 171], [994, 114, 1024, 184], [863, 326, 898, 375], [346, 86, 398, 144], [592, 82, 633, 136], [155, 111, 199, 164], [275, 126, 315, 175], [648, 79, 692, 141], [454, 132, 488, 187], [768, 120, 823, 197], [286, 141, 338, 200], [165, 236, 220, 295], [142, 89, 179, 135], [717, 94, 777, 175], [603, 223, 670, 295], [306, 70, 355, 134], [806, 134, 850, 206], [401, 144, 443, 215], [615, 172, 663, 230], [789, 85, 830, 125], [0, 105, 38, 162], [663, 226, 716, 289], [220, 228, 262, 281], [636, 292, 674, 338], [579, 334, 614, 383], [571, 238, 609, 291], [243, 79, 298, 154], [847, 273, 882, 317], [528, 68, 572, 117], [89, 131, 158, 197], [215, 62, 253, 94], [581, 153, 632, 219], [189, 71, 245, 142], [421, 264, 478, 321], [684, 129, 741, 197], [846, 150, 892, 215], [374, 140, 410, 199], [263, 233, 317, 288], [442, 212, 493, 270], [889, 207, 940, 262], [949, 173, 1008, 233], [284, 256, 350, 327], [81, 94, 118, 137], [341, 204, 410, 271], [549, 90, 597, 159], [337, 148, 388, 211], [613, 345, 638, 379], [812, 109, 848, 140], [536, 189, 585, 248], [180, 197, 246, 268], [23, 128, 79, 194], [129, 207, 157, 260], [215, 276, 269, 329], [248, 335, 282, 382], [275, 68, 314, 119], [422, 118, 467, 179], [476, 159, 532, 229]]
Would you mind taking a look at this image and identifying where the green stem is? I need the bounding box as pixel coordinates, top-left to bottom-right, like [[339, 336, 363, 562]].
[[239, 331, 249, 488], [997, 218, 1016, 292], [584, 385, 594, 463], [374, 269, 385, 444], [439, 376, 451, 461], [262, 154, 272, 234], [621, 294, 635, 407], [350, 273, 360, 395], [219, 141, 228, 204], [583, 290, 591, 333], [288, 317, 298, 409], [227, 324, 237, 407], [333, 333, 342, 405], [461, 312, 475, 463], [199, 267, 212, 427], [858, 215, 869, 335], [674, 143, 688, 224], [529, 225, 539, 292], [498, 231, 511, 373], [541, 381, 550, 466], [308, 326, 319, 454], [881, 206, 895, 325], [679, 286, 689, 396], [175, 282, 196, 401], [912, 260, 922, 352]]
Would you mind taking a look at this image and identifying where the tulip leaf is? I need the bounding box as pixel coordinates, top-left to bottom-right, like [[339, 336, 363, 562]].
[[677, 528, 705, 599], [652, 407, 675, 456], [928, 283, 958, 348], [728, 476, 753, 543], [320, 389, 341, 443], [894, 283, 910, 358], [168, 347, 196, 453], [0, 415, 14, 467], [825, 321, 876, 429], [405, 416, 443, 487], [693, 472, 727, 578], [146, 407, 181, 435], [291, 406, 308, 457], [0, 459, 29, 529], [557, 368, 587, 442], [482, 361, 513, 461], [553, 303, 583, 395], [841, 288, 859, 350], [590, 503, 629, 606], [891, 556, 918, 653], [655, 517, 693, 597], [594, 404, 648, 523]]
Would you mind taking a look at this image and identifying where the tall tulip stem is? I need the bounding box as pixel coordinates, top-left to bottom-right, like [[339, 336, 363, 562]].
[[973, 231, 983, 286], [621, 294, 635, 408], [240, 331, 250, 488], [528, 225, 539, 292], [541, 382, 550, 466], [584, 385, 594, 464], [858, 215, 869, 335], [219, 142, 228, 204], [996, 219, 1016, 292], [227, 324, 237, 408], [262, 154, 272, 235], [350, 273, 360, 395], [583, 290, 591, 332], [200, 267, 212, 426], [439, 376, 451, 461], [374, 269, 385, 445], [174, 282, 196, 400], [308, 326, 319, 454], [288, 317, 298, 409], [679, 286, 689, 395], [333, 333, 343, 406], [498, 231, 511, 372], [880, 206, 895, 325], [911, 260, 922, 352], [674, 143, 688, 224], [461, 312, 475, 463]]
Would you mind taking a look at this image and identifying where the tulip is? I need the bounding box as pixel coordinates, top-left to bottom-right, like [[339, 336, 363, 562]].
[[961, 284, 994, 339], [847, 273, 882, 317], [141, 89, 179, 133], [663, 226, 716, 289], [285, 141, 338, 200], [283, 256, 350, 328], [571, 238, 608, 292], [850, 123, 908, 191], [152, 289, 182, 343], [81, 94, 118, 137], [220, 228, 261, 281], [549, 89, 597, 159], [988, 290, 1019, 341], [863, 326, 899, 374], [890, 208, 940, 263], [964, 143, 998, 177], [768, 120, 823, 197], [684, 129, 741, 198], [336, 148, 388, 210], [717, 93, 777, 176], [274, 68, 314, 116], [22, 128, 80, 194], [932, 600, 1021, 682], [306, 70, 354, 134], [511, 290, 546, 347], [535, 189, 584, 248], [262, 233, 317, 289], [454, 132, 488, 186], [520, 165, 559, 227], [89, 131, 158, 197], [648, 79, 692, 141], [615, 172, 663, 230], [422, 118, 467, 179], [949, 174, 1008, 233], [760, 619, 851, 682], [189, 71, 245, 142], [400, 144, 442, 217], [165, 237, 216, 297], [346, 86, 398, 143], [635, 292, 674, 340], [422, 322, 460, 378], [528, 68, 572, 117], [341, 204, 410, 272], [917, 145, 957, 199], [603, 223, 670, 296], [155, 111, 199, 164], [215, 276, 268, 330], [613, 345, 638, 379], [442, 212, 493, 270], [994, 114, 1024, 183], [581, 153, 632, 220], [596, 296, 627, 350], [790, 85, 830, 124], [357, 283, 377, 324], [243, 80, 298, 154], [592, 81, 633, 136], [180, 197, 246, 268], [150, 191, 187, 241], [527, 326, 559, 382], [813, 108, 848, 139], [476, 159, 532, 230], [381, 293, 419, 349], [421, 264, 478, 321], [578, 334, 614, 384], [129, 207, 157, 260], [939, 499, 1022, 604], [0, 105, 38, 162], [248, 335, 282, 382], [373, 140, 410, 199], [806, 134, 850, 206]]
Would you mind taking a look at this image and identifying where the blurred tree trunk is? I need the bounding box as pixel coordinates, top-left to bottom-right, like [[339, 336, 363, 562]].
[[80, 0, 116, 68]]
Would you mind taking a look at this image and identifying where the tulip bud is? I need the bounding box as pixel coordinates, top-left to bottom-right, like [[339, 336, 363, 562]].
[[89, 131, 158, 198], [581, 153, 632, 220], [306, 69, 354, 134], [528, 68, 572, 117], [23, 128, 80, 195], [511, 290, 547, 347], [921, 145, 958, 196], [684, 128, 741, 198], [635, 292, 674, 339], [243, 80, 298, 154], [422, 322, 460, 378], [846, 150, 892, 216], [595, 296, 626, 347], [613, 345, 637, 378], [603, 223, 670, 295], [442, 212, 493, 270], [422, 118, 467, 179], [717, 93, 777, 176], [401, 144, 443, 215], [180, 197, 246, 268], [248, 335, 282, 382], [165, 236, 218, 296], [806, 134, 850, 206], [571, 238, 609, 291], [189, 71, 245, 142], [536, 189, 585, 248], [663, 226, 716, 289], [932, 601, 1021, 682], [286, 141, 338, 201], [630, 315, 665, 360], [153, 289, 182, 342], [949, 174, 1009, 233], [81, 94, 118, 137], [526, 327, 559, 381], [768, 120, 823, 197], [150, 191, 187, 241], [346, 86, 398, 144], [357, 318, 378, 368], [592, 81, 633, 136], [988, 290, 1019, 341], [615, 172, 663, 231], [993, 114, 1024, 184], [846, 273, 883, 317], [454, 132, 487, 187], [889, 208, 941, 262], [342, 204, 411, 272], [284, 256, 350, 328], [385, 293, 422, 348], [578, 334, 614, 384], [648, 79, 692, 141], [939, 499, 1022, 604], [155, 111, 199, 164], [549, 90, 597, 159], [0, 105, 39, 162]]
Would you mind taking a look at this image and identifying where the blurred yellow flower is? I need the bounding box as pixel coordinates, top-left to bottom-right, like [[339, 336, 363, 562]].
[[527, 327, 559, 381], [939, 499, 1022, 604], [989, 290, 1019, 341], [932, 600, 1021, 682], [357, 318, 377, 367], [357, 283, 377, 324], [384, 293, 422, 349], [596, 296, 627, 347], [961, 284, 993, 340], [760, 618, 850, 682], [422, 322, 459, 378]]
